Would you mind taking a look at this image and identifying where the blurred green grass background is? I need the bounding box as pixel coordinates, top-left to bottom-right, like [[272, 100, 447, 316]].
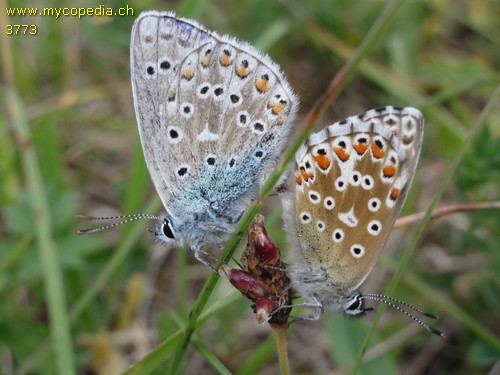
[[1, 0, 499, 374]]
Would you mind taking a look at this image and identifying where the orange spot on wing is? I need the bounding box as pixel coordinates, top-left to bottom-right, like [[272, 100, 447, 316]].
[[353, 143, 368, 155], [333, 147, 350, 161], [167, 88, 176, 102], [390, 188, 400, 200], [383, 165, 397, 178], [371, 143, 385, 159], [181, 67, 194, 80], [201, 55, 211, 67], [236, 65, 249, 78], [219, 52, 232, 67], [271, 101, 287, 115], [314, 154, 331, 170], [295, 174, 303, 185], [256, 75, 270, 93], [300, 170, 314, 182]]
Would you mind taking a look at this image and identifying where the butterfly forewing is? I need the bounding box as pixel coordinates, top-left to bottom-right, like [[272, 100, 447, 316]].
[[294, 107, 423, 292], [131, 12, 216, 210], [131, 11, 297, 241]]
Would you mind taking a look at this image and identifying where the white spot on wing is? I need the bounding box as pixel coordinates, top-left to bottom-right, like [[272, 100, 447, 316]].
[[338, 207, 358, 227], [197, 123, 220, 142]]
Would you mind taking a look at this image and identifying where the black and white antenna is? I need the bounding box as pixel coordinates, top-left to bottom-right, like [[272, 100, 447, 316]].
[[75, 214, 160, 235], [362, 293, 444, 337]]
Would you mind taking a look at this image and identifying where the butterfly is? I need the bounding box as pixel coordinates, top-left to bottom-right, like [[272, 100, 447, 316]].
[[77, 11, 298, 264], [285, 106, 443, 335]]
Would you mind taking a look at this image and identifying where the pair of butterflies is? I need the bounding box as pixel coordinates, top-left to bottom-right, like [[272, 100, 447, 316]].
[[79, 11, 441, 336]]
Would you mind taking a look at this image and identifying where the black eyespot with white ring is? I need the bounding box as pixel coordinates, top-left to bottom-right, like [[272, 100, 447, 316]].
[[300, 212, 312, 224], [254, 150, 265, 159], [350, 244, 365, 258], [229, 93, 242, 107], [166, 126, 183, 145], [212, 84, 225, 100], [197, 82, 211, 99], [236, 111, 249, 127], [367, 220, 382, 236], [332, 228, 344, 243], [324, 196, 335, 210], [349, 171, 362, 186], [204, 155, 217, 167], [176, 164, 190, 179], [316, 220, 326, 232], [368, 197, 381, 212], [309, 190, 321, 204], [361, 175, 374, 190], [180, 102, 194, 118], [160, 60, 171, 71], [252, 120, 267, 135], [335, 177, 347, 191]]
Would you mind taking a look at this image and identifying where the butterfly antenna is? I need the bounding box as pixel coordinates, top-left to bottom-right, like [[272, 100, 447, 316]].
[[361, 294, 444, 337], [75, 214, 160, 235], [363, 293, 438, 319]]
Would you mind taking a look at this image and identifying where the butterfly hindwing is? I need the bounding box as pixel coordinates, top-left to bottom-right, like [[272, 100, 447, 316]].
[[293, 107, 423, 293]]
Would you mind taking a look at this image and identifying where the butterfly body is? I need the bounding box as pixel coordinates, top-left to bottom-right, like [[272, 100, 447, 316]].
[[131, 11, 298, 250], [287, 106, 424, 317]]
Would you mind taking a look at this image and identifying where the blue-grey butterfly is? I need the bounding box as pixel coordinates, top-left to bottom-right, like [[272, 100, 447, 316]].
[[77, 11, 298, 264]]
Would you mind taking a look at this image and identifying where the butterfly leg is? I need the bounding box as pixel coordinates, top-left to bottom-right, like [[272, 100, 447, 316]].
[[191, 243, 219, 271], [271, 297, 323, 321]]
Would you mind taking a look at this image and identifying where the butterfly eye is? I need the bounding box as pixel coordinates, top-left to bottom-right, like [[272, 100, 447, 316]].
[[161, 219, 175, 240], [343, 294, 365, 316], [347, 299, 361, 311]]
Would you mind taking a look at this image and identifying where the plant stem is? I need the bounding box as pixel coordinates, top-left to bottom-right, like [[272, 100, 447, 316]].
[[273, 325, 290, 375]]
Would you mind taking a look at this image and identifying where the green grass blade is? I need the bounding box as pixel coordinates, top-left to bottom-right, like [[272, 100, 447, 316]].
[[5, 88, 76, 375]]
